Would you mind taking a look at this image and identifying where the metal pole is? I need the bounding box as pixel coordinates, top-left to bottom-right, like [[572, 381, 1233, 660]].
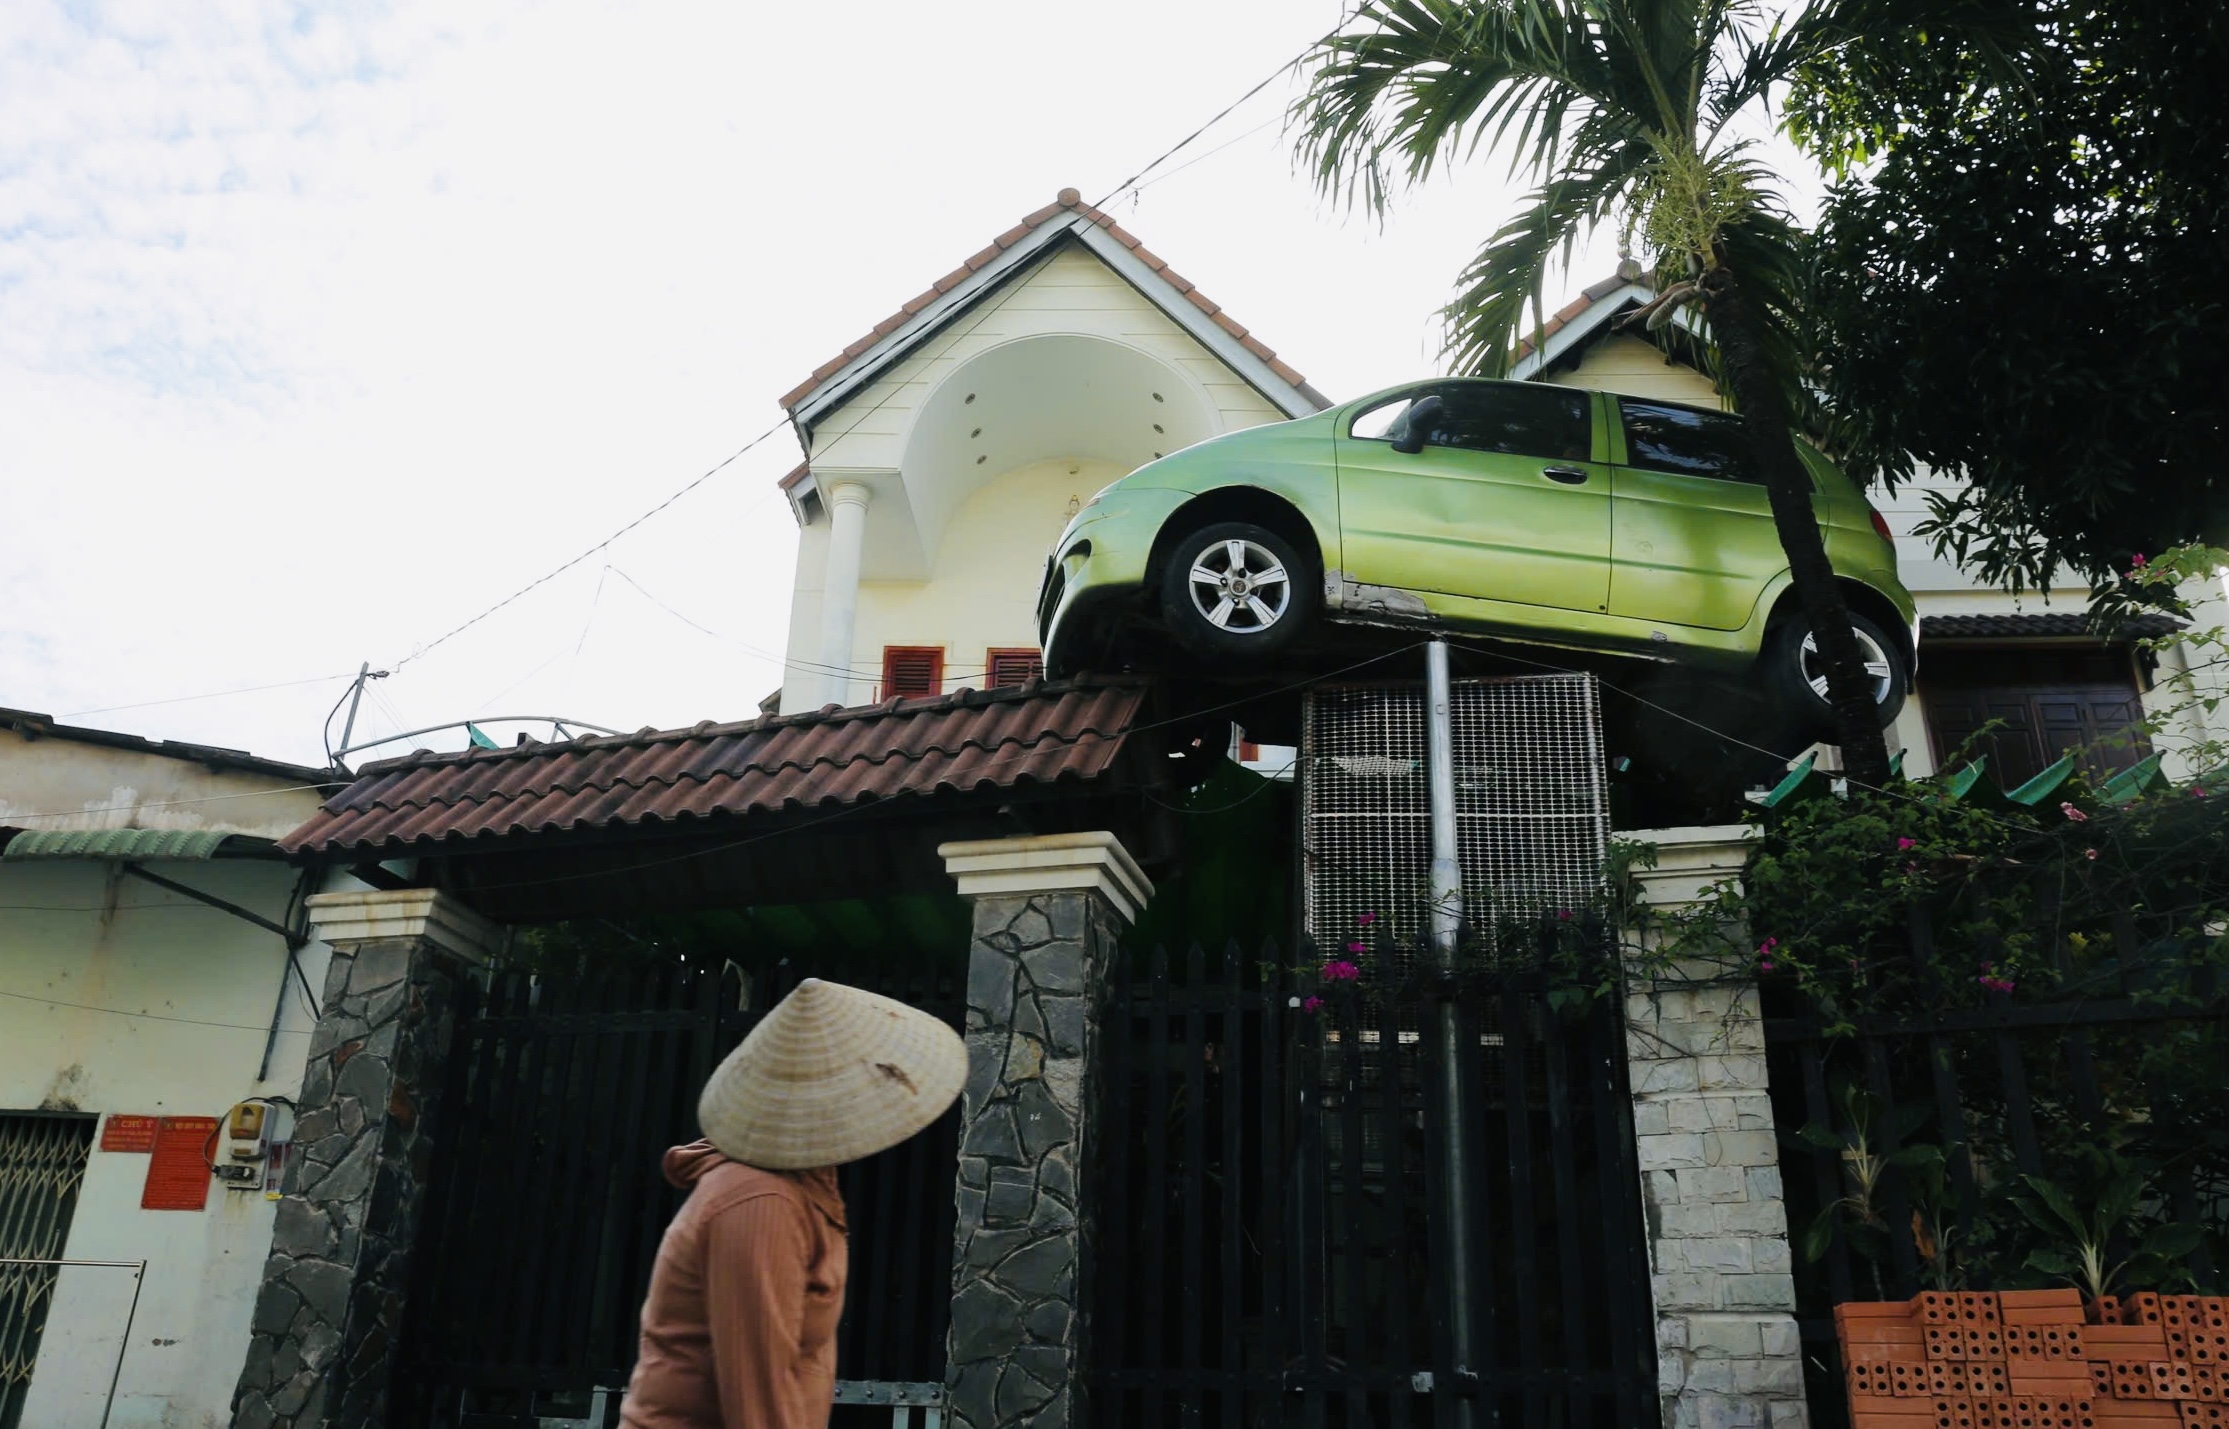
[[337, 661, 370, 757], [1424, 641, 1478, 1423]]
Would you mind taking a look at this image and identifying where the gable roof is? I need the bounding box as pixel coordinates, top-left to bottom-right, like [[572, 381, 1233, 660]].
[[1507, 264, 1661, 381], [778, 188, 1329, 430]]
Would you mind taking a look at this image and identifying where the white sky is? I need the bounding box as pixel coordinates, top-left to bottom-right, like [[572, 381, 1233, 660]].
[[0, 1, 1825, 769]]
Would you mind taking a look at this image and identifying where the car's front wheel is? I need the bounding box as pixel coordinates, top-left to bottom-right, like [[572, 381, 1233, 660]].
[[1761, 610, 1910, 741], [1157, 522, 1317, 664]]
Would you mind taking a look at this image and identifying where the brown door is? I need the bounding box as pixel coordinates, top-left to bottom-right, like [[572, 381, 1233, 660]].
[[1920, 645, 2150, 787]]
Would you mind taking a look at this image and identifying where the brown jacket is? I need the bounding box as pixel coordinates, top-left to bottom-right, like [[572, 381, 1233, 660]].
[[620, 1141, 848, 1429]]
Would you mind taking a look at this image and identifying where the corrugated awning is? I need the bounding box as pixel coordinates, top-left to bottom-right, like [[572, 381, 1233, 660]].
[[1, 828, 279, 861], [1921, 612, 2182, 641]]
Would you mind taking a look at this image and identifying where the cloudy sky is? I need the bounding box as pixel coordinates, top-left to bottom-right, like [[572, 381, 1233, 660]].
[[0, 1, 1817, 769]]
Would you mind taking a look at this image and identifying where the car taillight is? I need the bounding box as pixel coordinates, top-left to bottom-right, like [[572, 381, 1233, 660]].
[[1869, 506, 1894, 542]]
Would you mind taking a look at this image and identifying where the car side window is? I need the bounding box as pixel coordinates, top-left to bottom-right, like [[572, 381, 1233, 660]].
[[1349, 384, 1592, 461], [1618, 399, 1763, 484]]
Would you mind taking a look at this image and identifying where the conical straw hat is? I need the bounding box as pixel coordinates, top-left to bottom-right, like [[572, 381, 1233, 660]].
[[697, 978, 968, 1170]]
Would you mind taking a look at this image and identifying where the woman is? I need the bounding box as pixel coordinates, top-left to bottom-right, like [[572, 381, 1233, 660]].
[[620, 978, 967, 1429]]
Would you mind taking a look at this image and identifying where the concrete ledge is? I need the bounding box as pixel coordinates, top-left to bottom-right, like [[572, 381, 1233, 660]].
[[304, 888, 503, 965], [1626, 824, 1757, 911], [938, 831, 1153, 926]]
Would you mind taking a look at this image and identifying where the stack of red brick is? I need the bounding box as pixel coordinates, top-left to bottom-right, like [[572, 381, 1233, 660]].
[[1838, 1290, 2229, 1428]]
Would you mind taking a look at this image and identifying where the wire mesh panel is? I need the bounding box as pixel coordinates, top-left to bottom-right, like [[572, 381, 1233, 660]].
[[0, 1113, 96, 1429], [1302, 674, 1610, 965]]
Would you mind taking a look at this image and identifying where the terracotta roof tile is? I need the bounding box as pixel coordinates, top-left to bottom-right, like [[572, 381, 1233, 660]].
[[1513, 267, 1656, 363], [777, 188, 1318, 416], [281, 679, 1150, 858]]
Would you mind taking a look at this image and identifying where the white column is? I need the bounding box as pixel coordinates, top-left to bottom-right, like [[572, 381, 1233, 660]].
[[813, 481, 872, 710]]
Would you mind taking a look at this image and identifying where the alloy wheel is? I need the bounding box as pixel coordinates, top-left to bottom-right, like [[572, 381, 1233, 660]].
[[1185, 538, 1291, 634]]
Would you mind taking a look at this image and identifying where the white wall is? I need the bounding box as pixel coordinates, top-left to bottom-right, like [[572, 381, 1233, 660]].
[[0, 726, 358, 1429], [842, 457, 1128, 704], [779, 243, 1292, 712]]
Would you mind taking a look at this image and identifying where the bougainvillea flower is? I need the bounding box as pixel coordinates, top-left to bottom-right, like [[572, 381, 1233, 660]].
[[1356, 912, 1377, 926], [2061, 802, 2088, 822], [1896, 837, 1917, 851], [1302, 996, 1324, 1013]]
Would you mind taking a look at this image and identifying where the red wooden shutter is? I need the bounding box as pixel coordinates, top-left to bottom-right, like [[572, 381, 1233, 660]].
[[985, 648, 1044, 688], [881, 646, 944, 699]]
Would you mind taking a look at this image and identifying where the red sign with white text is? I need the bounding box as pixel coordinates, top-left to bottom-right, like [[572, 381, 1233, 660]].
[[141, 1117, 217, 1211], [99, 1114, 161, 1153]]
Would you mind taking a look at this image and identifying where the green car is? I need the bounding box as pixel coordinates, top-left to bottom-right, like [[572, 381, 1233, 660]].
[[1037, 378, 1915, 734]]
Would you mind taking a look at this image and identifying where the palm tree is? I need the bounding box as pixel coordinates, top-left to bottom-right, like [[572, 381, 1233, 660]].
[[1291, 0, 1972, 790]]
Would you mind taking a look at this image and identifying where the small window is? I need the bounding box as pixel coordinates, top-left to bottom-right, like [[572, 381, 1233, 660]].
[[881, 646, 944, 700], [985, 648, 1044, 688], [1349, 382, 1592, 462], [1618, 399, 1763, 484]]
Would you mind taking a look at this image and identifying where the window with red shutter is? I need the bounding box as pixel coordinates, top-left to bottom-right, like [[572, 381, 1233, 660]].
[[881, 646, 944, 700], [985, 648, 1044, 688]]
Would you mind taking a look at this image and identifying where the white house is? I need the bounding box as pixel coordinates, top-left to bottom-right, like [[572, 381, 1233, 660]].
[[0, 707, 354, 1429], [765, 195, 2226, 789], [773, 187, 1327, 714]]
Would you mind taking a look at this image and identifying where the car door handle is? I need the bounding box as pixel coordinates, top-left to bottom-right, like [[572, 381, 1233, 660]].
[[1542, 466, 1589, 484]]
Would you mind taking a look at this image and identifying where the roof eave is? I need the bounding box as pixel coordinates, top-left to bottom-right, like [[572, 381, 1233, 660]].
[[787, 213, 1327, 434]]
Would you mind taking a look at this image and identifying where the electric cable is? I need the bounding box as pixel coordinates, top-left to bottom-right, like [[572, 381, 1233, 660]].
[[58, 673, 358, 721], [0, 985, 313, 1034]]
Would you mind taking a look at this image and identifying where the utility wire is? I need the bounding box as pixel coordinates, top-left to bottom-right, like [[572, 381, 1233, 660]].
[[59, 672, 358, 720], [0, 985, 312, 1035]]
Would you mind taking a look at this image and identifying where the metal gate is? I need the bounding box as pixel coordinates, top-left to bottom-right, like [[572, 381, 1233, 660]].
[[1088, 942, 1657, 1427], [1, 1112, 96, 1429], [395, 956, 962, 1427]]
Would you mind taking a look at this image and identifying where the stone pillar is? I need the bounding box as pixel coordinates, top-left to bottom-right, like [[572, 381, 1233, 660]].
[[229, 889, 502, 1429], [936, 832, 1151, 1429], [814, 478, 872, 709], [1625, 825, 1809, 1429]]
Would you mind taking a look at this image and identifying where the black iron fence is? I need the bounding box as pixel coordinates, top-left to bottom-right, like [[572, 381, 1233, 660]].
[[1763, 918, 2229, 1426], [1089, 941, 1659, 1428], [396, 955, 963, 1428]]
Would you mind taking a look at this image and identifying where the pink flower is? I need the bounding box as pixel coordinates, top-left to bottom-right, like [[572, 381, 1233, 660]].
[[1896, 837, 1917, 851], [1321, 960, 1362, 983], [1346, 941, 1368, 955], [2061, 802, 2088, 823], [2133, 553, 2148, 570], [2194, 787, 2209, 799], [2085, 848, 2100, 861], [1302, 995, 1324, 1013], [1979, 975, 2015, 994], [1356, 912, 1377, 927], [1761, 959, 1775, 973], [1556, 908, 1574, 920], [1758, 936, 1780, 959]]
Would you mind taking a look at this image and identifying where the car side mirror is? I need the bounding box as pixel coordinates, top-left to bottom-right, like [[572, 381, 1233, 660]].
[[1389, 395, 1443, 455]]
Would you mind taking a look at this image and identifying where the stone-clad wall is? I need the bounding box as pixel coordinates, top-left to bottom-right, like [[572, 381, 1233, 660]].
[[1627, 971, 1806, 1429], [229, 891, 493, 1429], [1626, 826, 1807, 1429], [945, 890, 1122, 1429]]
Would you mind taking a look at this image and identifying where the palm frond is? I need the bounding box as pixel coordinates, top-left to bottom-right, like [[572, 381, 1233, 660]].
[[1441, 144, 1652, 376], [1289, 0, 1623, 212]]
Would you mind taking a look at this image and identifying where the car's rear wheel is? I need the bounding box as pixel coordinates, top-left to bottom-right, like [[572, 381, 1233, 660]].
[[1157, 521, 1317, 664], [1762, 610, 1909, 741]]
